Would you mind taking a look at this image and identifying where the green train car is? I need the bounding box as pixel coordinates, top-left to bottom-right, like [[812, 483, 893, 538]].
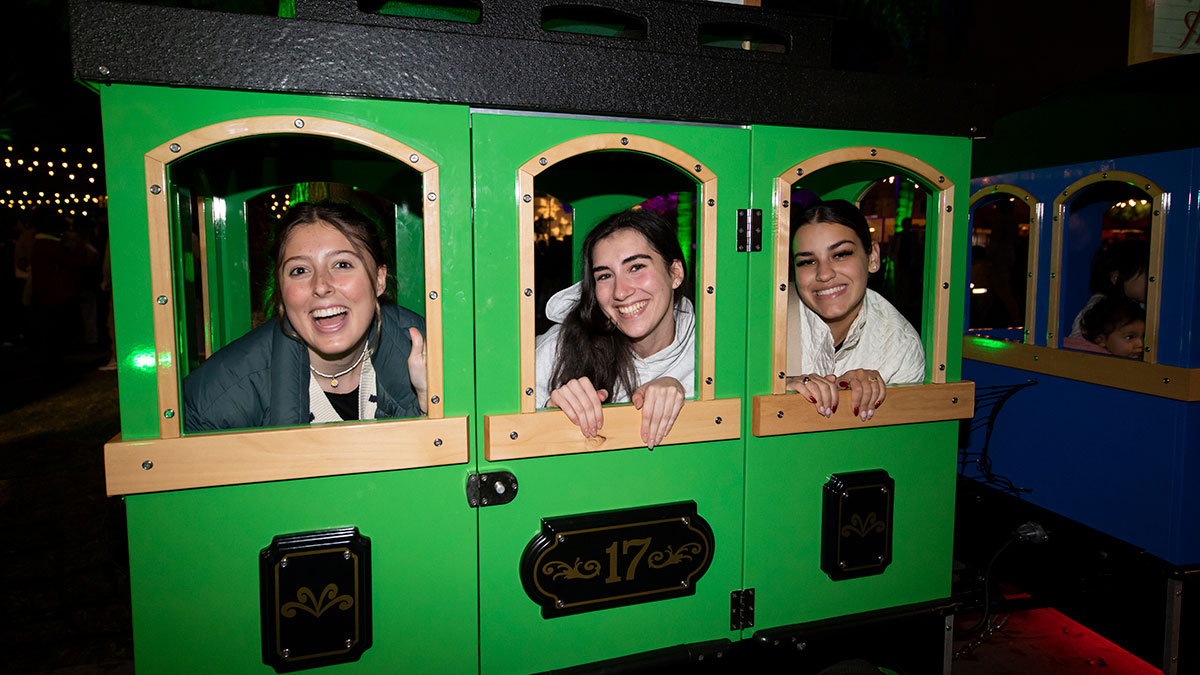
[[71, 1, 986, 672]]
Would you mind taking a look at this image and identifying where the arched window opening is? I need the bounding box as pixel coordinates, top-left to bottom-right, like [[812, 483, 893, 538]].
[[167, 134, 427, 385], [532, 149, 699, 391], [967, 195, 1032, 339], [1058, 181, 1152, 357]]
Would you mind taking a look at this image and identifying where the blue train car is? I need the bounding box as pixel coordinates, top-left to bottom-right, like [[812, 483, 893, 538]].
[[960, 69, 1200, 671]]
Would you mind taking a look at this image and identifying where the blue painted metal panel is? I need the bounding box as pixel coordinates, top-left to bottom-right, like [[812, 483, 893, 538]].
[[961, 358, 1195, 565]]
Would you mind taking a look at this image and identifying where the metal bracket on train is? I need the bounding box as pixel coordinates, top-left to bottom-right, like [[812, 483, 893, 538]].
[[730, 588, 755, 630], [466, 471, 518, 508], [736, 209, 763, 252]]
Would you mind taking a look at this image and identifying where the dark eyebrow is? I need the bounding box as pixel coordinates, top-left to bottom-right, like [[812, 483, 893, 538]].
[[592, 253, 653, 274], [793, 240, 856, 259], [283, 249, 358, 266]]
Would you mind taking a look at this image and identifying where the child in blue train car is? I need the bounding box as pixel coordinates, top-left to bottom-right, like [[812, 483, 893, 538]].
[[183, 201, 428, 431], [784, 200, 925, 422], [1063, 295, 1145, 359], [1068, 240, 1148, 338], [535, 209, 692, 450]]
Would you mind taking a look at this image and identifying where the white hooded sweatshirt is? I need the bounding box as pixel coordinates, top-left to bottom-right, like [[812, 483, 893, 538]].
[[786, 285, 925, 384], [534, 282, 696, 408]]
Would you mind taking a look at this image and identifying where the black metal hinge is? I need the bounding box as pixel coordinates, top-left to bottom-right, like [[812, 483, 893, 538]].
[[736, 209, 762, 252], [466, 471, 518, 508], [730, 588, 755, 630]]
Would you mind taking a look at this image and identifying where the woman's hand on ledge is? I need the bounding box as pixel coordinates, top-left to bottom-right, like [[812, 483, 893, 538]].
[[836, 368, 885, 421], [408, 327, 429, 414], [549, 377, 609, 439], [785, 373, 839, 418], [631, 377, 685, 450]]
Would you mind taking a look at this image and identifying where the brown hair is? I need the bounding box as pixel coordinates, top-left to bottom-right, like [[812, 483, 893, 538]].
[[267, 200, 393, 320]]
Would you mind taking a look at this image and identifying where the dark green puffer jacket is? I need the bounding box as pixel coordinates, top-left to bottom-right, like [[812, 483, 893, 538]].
[[183, 305, 425, 432]]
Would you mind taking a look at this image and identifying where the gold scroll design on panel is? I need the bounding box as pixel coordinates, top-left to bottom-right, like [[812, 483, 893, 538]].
[[280, 584, 355, 619], [841, 512, 886, 539], [542, 542, 703, 581]]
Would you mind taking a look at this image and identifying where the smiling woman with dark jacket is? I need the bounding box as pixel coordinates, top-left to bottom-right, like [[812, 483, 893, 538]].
[[182, 201, 427, 433]]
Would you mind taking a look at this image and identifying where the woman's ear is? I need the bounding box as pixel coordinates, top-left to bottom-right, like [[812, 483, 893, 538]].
[[868, 242, 881, 273], [375, 265, 388, 297], [670, 259, 685, 289]]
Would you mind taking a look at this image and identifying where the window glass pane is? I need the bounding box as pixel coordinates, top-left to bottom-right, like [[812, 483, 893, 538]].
[[967, 196, 1030, 338]]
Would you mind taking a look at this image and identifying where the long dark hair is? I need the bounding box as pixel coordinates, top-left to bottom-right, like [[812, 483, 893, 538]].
[[550, 209, 686, 397], [267, 200, 393, 320], [1088, 240, 1148, 296], [790, 199, 873, 253]]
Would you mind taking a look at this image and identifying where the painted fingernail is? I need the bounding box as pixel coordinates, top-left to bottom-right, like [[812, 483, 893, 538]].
[[854, 407, 859, 416], [808, 396, 817, 403], [875, 400, 882, 409], [838, 381, 849, 388], [867, 409, 874, 420], [832, 405, 838, 413]]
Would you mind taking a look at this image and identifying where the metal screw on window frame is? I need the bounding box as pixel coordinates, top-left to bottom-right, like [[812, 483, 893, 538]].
[[796, 167, 803, 176], [938, 176, 945, 183], [410, 153, 419, 163], [142, 460, 153, 470], [939, 364, 945, 371], [427, 192, 437, 202], [942, 282, 949, 289], [429, 291, 438, 300], [524, 288, 532, 297], [163, 408, 175, 418], [945, 205, 953, 213], [343, 550, 351, 560], [280, 559, 288, 568], [539, 157, 547, 166], [345, 639, 353, 649], [776, 411, 784, 419], [510, 431, 518, 440], [714, 416, 722, 424], [951, 397, 959, 404], [525, 387, 533, 396], [433, 438, 443, 447], [621, 137, 629, 145], [694, 164, 702, 173], [169, 143, 181, 153], [782, 199, 789, 208], [282, 648, 290, 658], [156, 295, 168, 305], [707, 198, 714, 206], [149, 184, 161, 194], [523, 194, 532, 203], [705, 377, 712, 385], [779, 283, 786, 291], [778, 371, 785, 379], [430, 395, 440, 404], [869, 148, 877, 156], [706, 286, 714, 294], [294, 118, 305, 128]]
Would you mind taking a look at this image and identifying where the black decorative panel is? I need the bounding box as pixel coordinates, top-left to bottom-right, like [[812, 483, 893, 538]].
[[260, 527, 371, 672], [821, 470, 894, 581], [521, 501, 714, 619]]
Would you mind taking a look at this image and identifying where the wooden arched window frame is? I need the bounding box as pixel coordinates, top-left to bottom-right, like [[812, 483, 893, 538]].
[[1048, 171, 1166, 363], [968, 184, 1043, 344], [753, 146, 974, 437], [104, 116, 467, 496], [484, 133, 740, 461]]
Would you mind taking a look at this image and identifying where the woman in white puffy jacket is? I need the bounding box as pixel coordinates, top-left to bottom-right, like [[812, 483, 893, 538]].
[[785, 199, 925, 422], [534, 209, 693, 449]]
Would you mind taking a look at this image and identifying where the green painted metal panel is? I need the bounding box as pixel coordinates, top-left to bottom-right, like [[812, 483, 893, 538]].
[[744, 125, 970, 633], [471, 112, 750, 673], [101, 85, 479, 672], [125, 468, 478, 674]]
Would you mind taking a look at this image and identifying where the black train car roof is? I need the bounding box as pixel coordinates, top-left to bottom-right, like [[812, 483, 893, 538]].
[[69, 0, 990, 137]]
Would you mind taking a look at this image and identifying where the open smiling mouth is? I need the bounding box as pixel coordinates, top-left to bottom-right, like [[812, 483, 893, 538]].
[[311, 306, 348, 328], [617, 300, 649, 316], [814, 284, 847, 297]]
